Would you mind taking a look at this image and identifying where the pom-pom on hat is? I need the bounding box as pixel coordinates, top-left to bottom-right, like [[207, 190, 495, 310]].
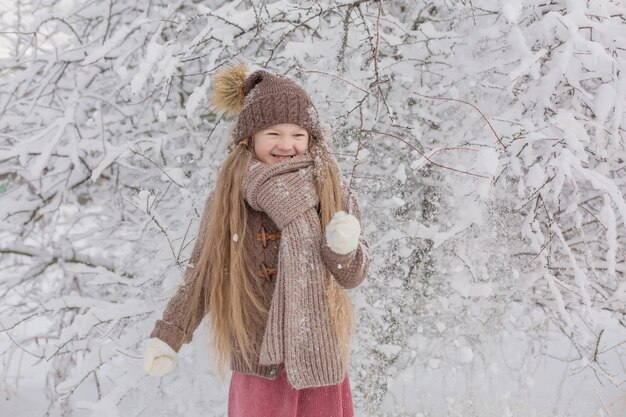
[[210, 63, 323, 145], [210, 62, 248, 119]]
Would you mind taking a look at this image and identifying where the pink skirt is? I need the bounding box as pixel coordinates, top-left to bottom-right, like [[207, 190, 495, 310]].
[[228, 364, 354, 417]]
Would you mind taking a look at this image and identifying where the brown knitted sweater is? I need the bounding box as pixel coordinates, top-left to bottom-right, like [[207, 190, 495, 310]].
[[149, 168, 370, 384]]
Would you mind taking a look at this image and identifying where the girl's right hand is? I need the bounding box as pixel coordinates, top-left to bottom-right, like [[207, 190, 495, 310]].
[[143, 337, 178, 376]]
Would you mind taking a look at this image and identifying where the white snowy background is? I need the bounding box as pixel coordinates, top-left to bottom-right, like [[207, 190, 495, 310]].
[[0, 0, 625, 416]]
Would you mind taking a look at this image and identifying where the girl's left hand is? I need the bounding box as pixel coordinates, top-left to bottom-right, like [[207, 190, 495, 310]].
[[325, 211, 361, 254]]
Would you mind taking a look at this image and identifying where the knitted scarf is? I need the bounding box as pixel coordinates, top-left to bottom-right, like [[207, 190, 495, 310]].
[[242, 153, 346, 389]]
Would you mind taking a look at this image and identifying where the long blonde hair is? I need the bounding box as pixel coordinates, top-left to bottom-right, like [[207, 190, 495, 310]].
[[181, 132, 356, 381]]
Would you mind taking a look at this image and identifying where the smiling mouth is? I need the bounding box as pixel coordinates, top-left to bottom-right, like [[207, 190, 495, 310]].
[[272, 154, 295, 158]]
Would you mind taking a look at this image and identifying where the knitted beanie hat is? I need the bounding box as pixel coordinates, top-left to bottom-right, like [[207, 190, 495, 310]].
[[210, 63, 323, 144]]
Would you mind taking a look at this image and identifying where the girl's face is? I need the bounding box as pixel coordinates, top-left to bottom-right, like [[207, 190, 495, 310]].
[[252, 123, 310, 164]]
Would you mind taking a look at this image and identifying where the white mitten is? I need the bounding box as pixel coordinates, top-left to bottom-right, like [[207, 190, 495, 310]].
[[325, 211, 361, 255], [143, 337, 178, 376]]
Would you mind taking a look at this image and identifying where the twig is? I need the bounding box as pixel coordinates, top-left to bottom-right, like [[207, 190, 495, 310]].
[[362, 129, 490, 179], [412, 91, 505, 149], [593, 329, 604, 362]]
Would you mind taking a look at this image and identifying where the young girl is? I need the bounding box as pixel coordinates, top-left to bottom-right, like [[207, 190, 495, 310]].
[[142, 63, 371, 417]]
